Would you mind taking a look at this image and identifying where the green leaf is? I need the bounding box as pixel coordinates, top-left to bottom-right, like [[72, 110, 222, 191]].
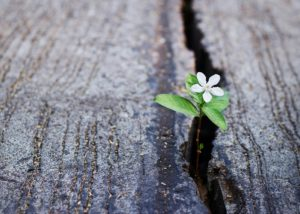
[[185, 73, 198, 89], [202, 105, 227, 131], [190, 92, 204, 104], [154, 94, 199, 117], [204, 91, 229, 112], [185, 74, 204, 104]]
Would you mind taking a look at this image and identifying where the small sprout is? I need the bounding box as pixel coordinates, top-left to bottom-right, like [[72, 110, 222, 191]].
[[154, 72, 229, 132]]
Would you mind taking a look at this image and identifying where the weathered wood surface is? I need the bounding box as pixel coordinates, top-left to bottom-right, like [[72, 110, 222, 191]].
[[194, 0, 300, 213], [0, 0, 209, 213]]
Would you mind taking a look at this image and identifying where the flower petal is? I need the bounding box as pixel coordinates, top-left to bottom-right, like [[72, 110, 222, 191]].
[[207, 74, 220, 87], [191, 84, 204, 93], [203, 91, 212, 103], [211, 87, 224, 96], [196, 72, 206, 86]]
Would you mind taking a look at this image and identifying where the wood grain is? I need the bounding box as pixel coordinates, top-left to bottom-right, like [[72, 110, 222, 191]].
[[194, 0, 300, 213], [0, 0, 209, 213]]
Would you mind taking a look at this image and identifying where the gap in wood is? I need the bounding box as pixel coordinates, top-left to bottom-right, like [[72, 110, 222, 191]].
[[181, 0, 226, 213]]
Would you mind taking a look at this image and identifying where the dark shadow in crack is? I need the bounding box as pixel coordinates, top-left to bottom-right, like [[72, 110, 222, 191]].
[[181, 0, 227, 213]]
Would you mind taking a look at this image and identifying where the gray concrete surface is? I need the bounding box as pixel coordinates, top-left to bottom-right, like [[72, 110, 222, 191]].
[[194, 0, 300, 213], [0, 0, 209, 213]]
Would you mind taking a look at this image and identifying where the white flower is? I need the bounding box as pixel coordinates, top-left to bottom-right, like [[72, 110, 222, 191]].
[[191, 72, 224, 103]]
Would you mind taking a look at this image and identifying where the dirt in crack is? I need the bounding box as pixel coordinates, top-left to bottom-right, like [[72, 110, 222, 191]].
[[181, 0, 226, 213]]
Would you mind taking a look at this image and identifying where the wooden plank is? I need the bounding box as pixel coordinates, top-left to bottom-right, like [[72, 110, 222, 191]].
[[193, 0, 300, 213], [0, 0, 209, 213]]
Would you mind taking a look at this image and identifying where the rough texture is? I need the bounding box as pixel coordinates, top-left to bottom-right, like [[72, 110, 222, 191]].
[[0, 0, 209, 213], [194, 0, 300, 213]]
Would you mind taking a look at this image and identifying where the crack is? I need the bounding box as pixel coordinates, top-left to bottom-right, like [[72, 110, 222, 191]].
[[181, 0, 226, 213]]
